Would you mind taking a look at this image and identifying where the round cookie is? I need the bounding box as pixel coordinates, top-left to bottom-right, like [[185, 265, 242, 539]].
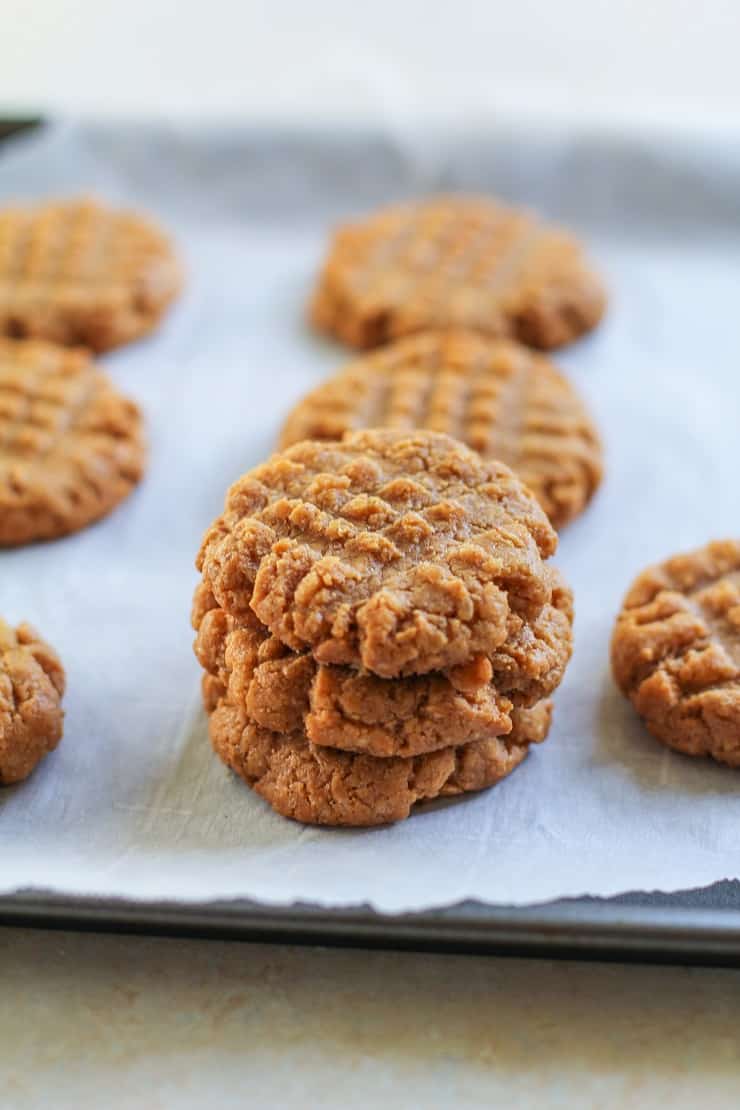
[[0, 197, 182, 351], [193, 571, 572, 757], [280, 330, 602, 529], [611, 540, 740, 767], [0, 338, 146, 545], [209, 697, 552, 827], [197, 428, 558, 679], [310, 195, 606, 351], [0, 619, 65, 785]]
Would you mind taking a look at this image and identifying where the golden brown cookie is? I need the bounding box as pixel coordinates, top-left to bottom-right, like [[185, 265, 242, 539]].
[[0, 197, 182, 351], [0, 338, 146, 546], [281, 331, 602, 529], [0, 619, 65, 785], [209, 696, 552, 827], [611, 540, 740, 767], [197, 428, 558, 679], [193, 571, 571, 757], [310, 196, 606, 351]]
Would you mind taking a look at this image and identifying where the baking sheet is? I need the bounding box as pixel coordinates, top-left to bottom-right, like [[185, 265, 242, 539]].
[[1, 121, 739, 915]]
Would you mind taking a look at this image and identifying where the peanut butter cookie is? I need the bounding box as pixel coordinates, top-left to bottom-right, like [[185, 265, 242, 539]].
[[197, 429, 558, 679], [0, 619, 65, 785], [0, 339, 146, 545], [280, 330, 602, 528], [0, 197, 182, 351], [310, 196, 606, 351], [611, 540, 740, 766], [209, 696, 552, 826]]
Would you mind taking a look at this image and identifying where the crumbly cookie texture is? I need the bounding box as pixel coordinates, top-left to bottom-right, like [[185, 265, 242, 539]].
[[197, 428, 557, 679], [310, 195, 606, 351], [193, 570, 571, 757], [611, 540, 740, 766], [0, 619, 65, 785], [209, 697, 552, 827], [280, 330, 602, 529], [0, 197, 183, 352], [0, 338, 146, 546]]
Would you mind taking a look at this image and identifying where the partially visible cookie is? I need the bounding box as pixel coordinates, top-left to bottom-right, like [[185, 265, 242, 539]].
[[0, 619, 65, 785], [310, 195, 606, 351], [280, 330, 602, 528], [611, 540, 740, 766], [0, 197, 183, 351], [193, 570, 571, 757], [198, 428, 557, 679], [209, 697, 552, 827], [0, 338, 146, 545]]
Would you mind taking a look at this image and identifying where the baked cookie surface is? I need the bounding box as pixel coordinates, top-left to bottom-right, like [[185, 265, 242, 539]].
[[0, 619, 65, 785], [209, 697, 552, 827], [193, 571, 571, 757], [280, 330, 603, 528], [197, 428, 558, 679], [611, 540, 740, 766], [310, 196, 606, 351], [0, 338, 146, 545], [0, 197, 182, 351]]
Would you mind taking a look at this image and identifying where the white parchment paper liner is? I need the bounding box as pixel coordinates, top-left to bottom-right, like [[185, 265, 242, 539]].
[[1, 121, 739, 912]]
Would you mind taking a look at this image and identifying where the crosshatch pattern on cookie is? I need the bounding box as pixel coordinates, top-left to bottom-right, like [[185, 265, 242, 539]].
[[197, 429, 559, 679], [0, 198, 182, 351], [280, 330, 603, 528], [612, 540, 740, 766], [310, 196, 606, 351], [0, 338, 145, 545]]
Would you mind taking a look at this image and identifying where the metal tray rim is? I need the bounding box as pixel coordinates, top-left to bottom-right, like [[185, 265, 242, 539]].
[[4, 890, 740, 967], [2, 119, 740, 969]]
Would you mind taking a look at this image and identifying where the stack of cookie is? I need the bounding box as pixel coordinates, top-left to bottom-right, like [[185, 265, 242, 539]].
[[193, 428, 574, 826]]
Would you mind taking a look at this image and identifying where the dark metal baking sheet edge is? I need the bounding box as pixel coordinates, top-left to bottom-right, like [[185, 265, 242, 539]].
[[3, 887, 740, 968], [2, 117, 740, 969]]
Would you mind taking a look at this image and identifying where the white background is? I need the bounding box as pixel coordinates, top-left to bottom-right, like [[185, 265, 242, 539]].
[[1, 0, 740, 129]]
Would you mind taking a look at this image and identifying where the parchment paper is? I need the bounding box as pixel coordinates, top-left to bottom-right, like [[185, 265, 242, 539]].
[[1, 121, 739, 912]]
